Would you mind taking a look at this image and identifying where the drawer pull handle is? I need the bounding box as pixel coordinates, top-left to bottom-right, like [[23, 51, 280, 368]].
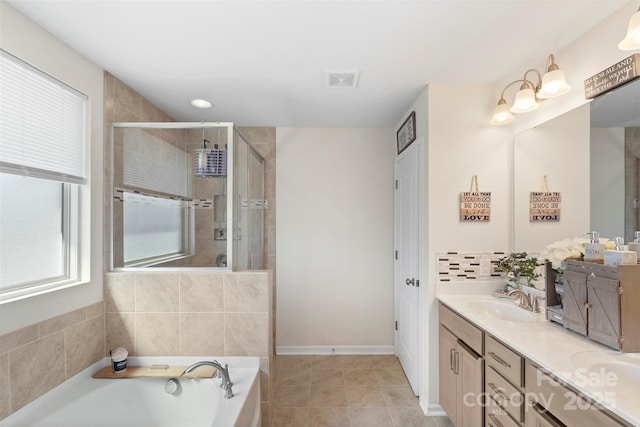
[[453, 351, 460, 375], [450, 348, 455, 371], [488, 352, 511, 368], [487, 382, 509, 402], [488, 413, 504, 427]]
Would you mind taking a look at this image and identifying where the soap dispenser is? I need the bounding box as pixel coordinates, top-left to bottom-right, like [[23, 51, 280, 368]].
[[604, 236, 638, 266], [583, 231, 605, 262], [627, 231, 640, 256]]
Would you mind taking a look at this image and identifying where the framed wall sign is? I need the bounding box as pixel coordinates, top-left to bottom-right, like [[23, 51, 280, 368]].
[[397, 111, 416, 154], [529, 192, 561, 221], [460, 175, 491, 222]]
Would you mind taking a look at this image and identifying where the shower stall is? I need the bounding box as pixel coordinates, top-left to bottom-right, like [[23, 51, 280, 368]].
[[110, 122, 265, 271]]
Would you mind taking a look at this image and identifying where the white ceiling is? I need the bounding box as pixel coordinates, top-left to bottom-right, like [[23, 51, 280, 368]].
[[6, 0, 631, 127]]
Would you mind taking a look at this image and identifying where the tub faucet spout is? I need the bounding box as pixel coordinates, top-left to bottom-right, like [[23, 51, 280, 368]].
[[181, 360, 234, 399]]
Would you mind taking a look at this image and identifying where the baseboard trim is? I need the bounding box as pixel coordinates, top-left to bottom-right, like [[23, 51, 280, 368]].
[[419, 399, 446, 417], [276, 345, 395, 355]]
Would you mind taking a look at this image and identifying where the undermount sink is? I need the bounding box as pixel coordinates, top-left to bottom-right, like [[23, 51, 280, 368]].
[[467, 300, 542, 322], [570, 351, 640, 395]]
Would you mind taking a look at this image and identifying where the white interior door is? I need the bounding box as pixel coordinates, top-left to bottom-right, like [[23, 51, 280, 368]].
[[394, 139, 421, 395]]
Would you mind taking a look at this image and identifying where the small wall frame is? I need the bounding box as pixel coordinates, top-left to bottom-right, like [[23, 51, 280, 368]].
[[396, 111, 416, 154]]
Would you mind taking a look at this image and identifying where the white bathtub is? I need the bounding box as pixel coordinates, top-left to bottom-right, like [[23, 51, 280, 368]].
[[1, 357, 261, 427]]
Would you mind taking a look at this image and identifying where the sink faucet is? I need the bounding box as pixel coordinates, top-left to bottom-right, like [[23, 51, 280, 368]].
[[507, 289, 532, 310], [506, 289, 544, 313], [181, 360, 234, 399]]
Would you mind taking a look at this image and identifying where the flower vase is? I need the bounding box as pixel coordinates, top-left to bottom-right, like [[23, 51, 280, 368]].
[[503, 280, 520, 293]]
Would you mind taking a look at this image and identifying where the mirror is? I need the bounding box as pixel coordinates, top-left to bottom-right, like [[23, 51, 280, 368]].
[[514, 78, 640, 252], [590, 78, 640, 243]]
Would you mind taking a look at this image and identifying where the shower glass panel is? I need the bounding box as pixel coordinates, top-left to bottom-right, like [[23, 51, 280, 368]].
[[110, 122, 264, 271], [232, 130, 265, 270]]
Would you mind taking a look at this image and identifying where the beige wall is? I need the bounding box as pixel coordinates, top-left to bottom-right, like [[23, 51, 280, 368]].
[[514, 104, 591, 252], [0, 0, 104, 335], [275, 127, 395, 351]]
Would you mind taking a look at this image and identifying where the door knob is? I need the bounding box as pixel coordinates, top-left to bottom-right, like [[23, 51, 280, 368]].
[[405, 278, 415, 286]]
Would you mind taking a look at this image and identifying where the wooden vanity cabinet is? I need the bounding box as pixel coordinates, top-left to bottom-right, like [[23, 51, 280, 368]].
[[525, 362, 632, 427], [559, 260, 640, 351], [438, 305, 484, 427]]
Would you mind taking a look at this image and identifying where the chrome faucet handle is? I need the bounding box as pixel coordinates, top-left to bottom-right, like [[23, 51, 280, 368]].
[[531, 295, 545, 313]]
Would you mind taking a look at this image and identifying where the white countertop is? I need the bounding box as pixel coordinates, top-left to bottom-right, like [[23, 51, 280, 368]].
[[437, 294, 640, 426]]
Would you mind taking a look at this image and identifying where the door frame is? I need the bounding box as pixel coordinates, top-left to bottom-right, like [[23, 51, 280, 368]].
[[393, 137, 424, 396]]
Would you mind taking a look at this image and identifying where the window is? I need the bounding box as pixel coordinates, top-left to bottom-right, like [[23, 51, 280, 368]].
[[122, 191, 192, 266], [111, 126, 193, 268], [0, 49, 87, 303]]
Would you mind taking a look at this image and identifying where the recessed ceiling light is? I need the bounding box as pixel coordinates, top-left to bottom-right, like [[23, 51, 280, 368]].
[[191, 99, 212, 109]]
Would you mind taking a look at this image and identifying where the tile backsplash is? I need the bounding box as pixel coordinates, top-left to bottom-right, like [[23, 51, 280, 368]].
[[437, 251, 506, 282]]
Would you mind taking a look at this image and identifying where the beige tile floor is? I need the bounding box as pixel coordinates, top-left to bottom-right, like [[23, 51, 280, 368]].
[[270, 355, 454, 427]]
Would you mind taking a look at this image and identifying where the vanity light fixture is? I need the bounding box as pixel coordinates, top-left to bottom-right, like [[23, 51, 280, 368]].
[[190, 98, 212, 109], [490, 54, 571, 126], [619, 6, 640, 51]]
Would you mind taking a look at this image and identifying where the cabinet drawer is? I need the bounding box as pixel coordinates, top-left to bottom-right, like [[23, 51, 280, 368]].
[[486, 397, 520, 427], [486, 335, 523, 387], [486, 365, 523, 423], [525, 362, 630, 426], [439, 303, 483, 354]]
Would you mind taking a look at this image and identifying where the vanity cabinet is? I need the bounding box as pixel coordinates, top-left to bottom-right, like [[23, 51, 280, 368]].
[[438, 305, 484, 427], [525, 361, 631, 427], [484, 335, 525, 426], [438, 301, 636, 427], [556, 260, 640, 351]]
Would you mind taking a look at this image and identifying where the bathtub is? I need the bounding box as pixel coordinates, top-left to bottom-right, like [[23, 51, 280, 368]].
[[1, 356, 261, 427]]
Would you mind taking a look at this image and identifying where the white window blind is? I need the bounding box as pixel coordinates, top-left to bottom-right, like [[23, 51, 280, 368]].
[[0, 49, 87, 183], [123, 128, 191, 198]]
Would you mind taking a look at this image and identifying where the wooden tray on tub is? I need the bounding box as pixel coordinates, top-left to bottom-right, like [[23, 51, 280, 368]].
[[93, 364, 216, 379]]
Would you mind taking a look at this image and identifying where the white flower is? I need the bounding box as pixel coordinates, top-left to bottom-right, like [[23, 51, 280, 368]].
[[541, 237, 590, 271]]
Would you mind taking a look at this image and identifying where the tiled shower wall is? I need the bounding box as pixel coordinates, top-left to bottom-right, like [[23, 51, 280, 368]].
[[104, 270, 273, 425], [104, 72, 277, 350], [104, 72, 277, 275]]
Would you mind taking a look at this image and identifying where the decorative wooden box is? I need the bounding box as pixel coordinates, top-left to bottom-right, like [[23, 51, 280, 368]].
[[545, 260, 640, 352]]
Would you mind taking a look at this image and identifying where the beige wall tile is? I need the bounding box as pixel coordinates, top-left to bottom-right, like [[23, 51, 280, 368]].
[[114, 78, 140, 116], [65, 315, 105, 377], [38, 308, 86, 337], [179, 273, 223, 312], [135, 273, 179, 313], [179, 313, 224, 356], [9, 332, 65, 412], [224, 313, 268, 356], [0, 353, 9, 419], [105, 312, 135, 356], [104, 273, 135, 312], [0, 325, 38, 355], [260, 357, 269, 402], [224, 273, 269, 312], [136, 313, 179, 356], [86, 301, 105, 318]]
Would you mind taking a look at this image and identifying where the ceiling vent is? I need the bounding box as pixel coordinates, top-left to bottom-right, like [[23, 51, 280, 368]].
[[327, 71, 360, 88]]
